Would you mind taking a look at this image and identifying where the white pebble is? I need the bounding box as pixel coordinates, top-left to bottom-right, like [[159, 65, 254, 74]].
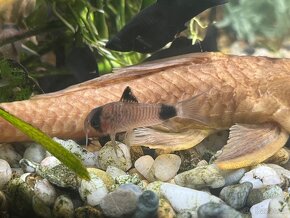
[[268, 197, 290, 218], [160, 183, 222, 213], [152, 154, 181, 182], [135, 155, 154, 181], [23, 143, 46, 163], [0, 159, 12, 189], [240, 165, 282, 189], [0, 144, 21, 167], [78, 173, 108, 206], [98, 142, 132, 171], [250, 199, 271, 218], [40, 156, 61, 169], [53, 138, 97, 167], [106, 165, 126, 180], [34, 179, 57, 206]]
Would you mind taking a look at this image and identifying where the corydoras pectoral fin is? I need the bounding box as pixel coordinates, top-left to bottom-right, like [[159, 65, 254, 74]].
[[120, 86, 138, 103], [215, 123, 289, 170], [128, 127, 214, 152]]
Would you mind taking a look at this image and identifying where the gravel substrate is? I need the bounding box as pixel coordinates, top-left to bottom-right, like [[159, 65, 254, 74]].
[[0, 131, 290, 218]]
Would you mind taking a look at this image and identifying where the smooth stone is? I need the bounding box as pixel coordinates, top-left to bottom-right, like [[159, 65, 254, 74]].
[[40, 156, 61, 169], [34, 179, 56, 206], [0, 159, 12, 189], [19, 158, 37, 173], [132, 190, 159, 218], [220, 182, 253, 209], [266, 148, 289, 165], [32, 196, 52, 218], [106, 165, 126, 180], [0, 144, 21, 167], [87, 168, 114, 190], [38, 164, 79, 189], [53, 195, 74, 218], [135, 155, 155, 181], [75, 206, 104, 218], [220, 168, 247, 186], [268, 196, 290, 218], [152, 154, 181, 182], [160, 183, 223, 213], [53, 138, 97, 167], [266, 164, 290, 180], [247, 185, 283, 206], [197, 202, 246, 218], [78, 173, 108, 206], [23, 143, 46, 163], [118, 184, 143, 197], [176, 210, 196, 218], [98, 141, 132, 171], [115, 174, 141, 186], [174, 164, 225, 189], [240, 165, 282, 189], [100, 189, 138, 217], [146, 181, 164, 197], [158, 198, 176, 218], [196, 160, 208, 167], [250, 199, 271, 218], [6, 178, 34, 215]]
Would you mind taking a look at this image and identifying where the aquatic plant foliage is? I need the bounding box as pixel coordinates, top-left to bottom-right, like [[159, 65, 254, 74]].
[[0, 107, 90, 180]]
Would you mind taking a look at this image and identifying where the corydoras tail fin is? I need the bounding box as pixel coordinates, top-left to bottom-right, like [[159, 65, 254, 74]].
[[215, 123, 288, 169], [176, 91, 209, 125]]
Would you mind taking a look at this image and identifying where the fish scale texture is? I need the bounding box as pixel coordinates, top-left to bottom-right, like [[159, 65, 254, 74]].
[[0, 52, 290, 142]]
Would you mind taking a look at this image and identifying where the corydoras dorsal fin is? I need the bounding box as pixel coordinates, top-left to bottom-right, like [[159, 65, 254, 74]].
[[120, 86, 138, 103], [215, 123, 289, 170]]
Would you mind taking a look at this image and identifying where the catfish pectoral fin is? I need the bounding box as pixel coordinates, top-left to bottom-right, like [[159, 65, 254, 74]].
[[215, 123, 289, 170], [129, 127, 214, 151]]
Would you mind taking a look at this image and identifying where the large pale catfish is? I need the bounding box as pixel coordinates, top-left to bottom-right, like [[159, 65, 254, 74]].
[[1, 52, 290, 169]]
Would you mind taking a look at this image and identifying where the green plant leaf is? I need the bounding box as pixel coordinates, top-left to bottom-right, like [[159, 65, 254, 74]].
[[0, 107, 90, 180]]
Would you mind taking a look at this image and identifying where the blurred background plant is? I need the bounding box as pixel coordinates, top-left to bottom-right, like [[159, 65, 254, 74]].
[[0, 0, 210, 98], [218, 0, 290, 50], [0, 0, 290, 102]]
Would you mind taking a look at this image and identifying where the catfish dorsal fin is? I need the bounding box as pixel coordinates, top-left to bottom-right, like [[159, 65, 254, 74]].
[[120, 86, 138, 103]]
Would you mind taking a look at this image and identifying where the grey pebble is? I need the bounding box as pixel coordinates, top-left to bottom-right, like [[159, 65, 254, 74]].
[[247, 185, 283, 206], [220, 182, 253, 209], [132, 190, 159, 218], [197, 202, 247, 218], [100, 189, 138, 217], [174, 164, 225, 189], [118, 184, 143, 197]]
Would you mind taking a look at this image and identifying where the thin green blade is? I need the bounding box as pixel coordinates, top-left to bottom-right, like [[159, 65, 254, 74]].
[[0, 107, 90, 180]]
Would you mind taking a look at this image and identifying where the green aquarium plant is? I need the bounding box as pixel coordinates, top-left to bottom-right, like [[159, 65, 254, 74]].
[[0, 59, 41, 102], [0, 107, 90, 180]]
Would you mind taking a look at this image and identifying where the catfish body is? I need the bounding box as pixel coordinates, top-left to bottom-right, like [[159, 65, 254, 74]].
[[106, 0, 228, 53]]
